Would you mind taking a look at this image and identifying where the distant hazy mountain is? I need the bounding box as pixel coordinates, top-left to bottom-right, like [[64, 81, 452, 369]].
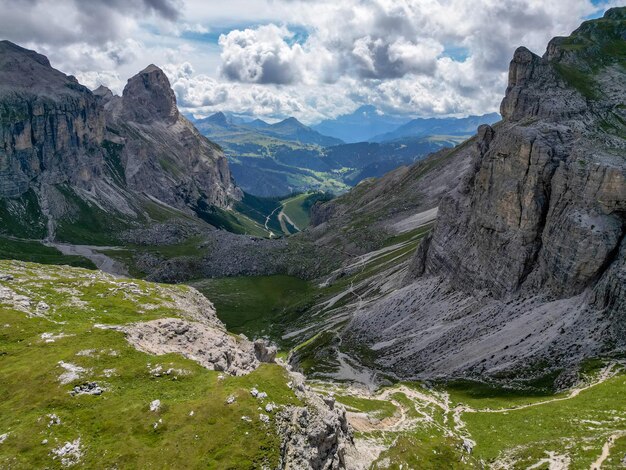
[[193, 112, 343, 147], [312, 105, 411, 143], [371, 112, 501, 142], [193, 112, 470, 197]]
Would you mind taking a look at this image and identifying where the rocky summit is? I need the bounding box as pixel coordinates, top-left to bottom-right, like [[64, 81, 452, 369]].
[[1, 6, 626, 470], [0, 40, 239, 243]]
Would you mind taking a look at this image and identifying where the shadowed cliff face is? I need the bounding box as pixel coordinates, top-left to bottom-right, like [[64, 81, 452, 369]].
[[343, 8, 626, 382], [0, 41, 107, 198]]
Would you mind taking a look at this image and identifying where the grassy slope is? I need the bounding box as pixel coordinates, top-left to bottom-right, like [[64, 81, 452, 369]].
[[190, 275, 314, 341], [0, 238, 96, 270], [279, 192, 331, 230], [0, 260, 298, 469]]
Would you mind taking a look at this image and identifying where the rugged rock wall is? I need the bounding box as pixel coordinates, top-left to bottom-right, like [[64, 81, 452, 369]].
[[344, 8, 626, 382], [421, 8, 626, 305], [0, 41, 106, 198], [276, 370, 354, 470], [107, 65, 241, 211], [0, 42, 240, 241]]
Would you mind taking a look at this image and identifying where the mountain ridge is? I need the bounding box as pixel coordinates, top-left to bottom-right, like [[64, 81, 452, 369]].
[[0, 40, 241, 244], [370, 112, 501, 142], [298, 7, 626, 385]]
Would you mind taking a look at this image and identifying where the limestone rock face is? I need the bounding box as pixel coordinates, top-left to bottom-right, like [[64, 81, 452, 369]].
[[122, 318, 275, 376], [107, 64, 241, 212], [0, 41, 241, 240], [0, 40, 106, 198], [344, 8, 626, 381], [276, 371, 353, 470], [122, 65, 179, 125]]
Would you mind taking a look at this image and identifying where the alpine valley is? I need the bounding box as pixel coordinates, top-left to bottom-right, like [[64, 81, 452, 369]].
[[0, 6, 625, 470]]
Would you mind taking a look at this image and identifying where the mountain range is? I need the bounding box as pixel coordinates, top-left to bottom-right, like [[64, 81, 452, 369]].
[[369, 112, 501, 142], [193, 109, 497, 197], [0, 7, 625, 469], [312, 105, 412, 143]]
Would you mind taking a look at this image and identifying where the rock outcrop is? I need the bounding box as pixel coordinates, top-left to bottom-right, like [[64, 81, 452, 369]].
[[276, 370, 354, 469], [106, 65, 241, 211], [121, 318, 276, 376], [342, 8, 626, 383]]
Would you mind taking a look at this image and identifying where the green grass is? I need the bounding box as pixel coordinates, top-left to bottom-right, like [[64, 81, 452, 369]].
[[0, 189, 47, 239], [190, 275, 315, 341], [0, 260, 299, 469], [0, 238, 96, 270], [553, 63, 599, 100], [461, 372, 626, 467], [54, 185, 132, 245], [334, 395, 397, 419], [280, 192, 330, 230], [193, 202, 270, 237]]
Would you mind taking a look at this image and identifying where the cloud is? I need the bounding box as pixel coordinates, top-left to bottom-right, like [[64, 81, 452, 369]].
[[0, 0, 615, 123], [0, 0, 180, 46], [218, 24, 305, 84]]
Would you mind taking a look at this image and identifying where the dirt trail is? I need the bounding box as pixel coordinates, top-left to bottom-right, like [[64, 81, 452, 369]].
[[314, 362, 623, 469], [460, 363, 620, 416], [590, 431, 626, 470], [278, 210, 300, 234], [264, 206, 280, 238]]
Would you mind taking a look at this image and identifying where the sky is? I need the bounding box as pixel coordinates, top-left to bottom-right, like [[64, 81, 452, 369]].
[[0, 0, 620, 124]]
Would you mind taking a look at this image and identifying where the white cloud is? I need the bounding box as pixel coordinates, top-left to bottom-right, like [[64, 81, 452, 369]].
[[0, 0, 616, 123], [218, 24, 305, 84]]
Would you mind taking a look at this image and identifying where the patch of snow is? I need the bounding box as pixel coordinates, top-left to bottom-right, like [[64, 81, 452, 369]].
[[0, 433, 9, 444], [150, 399, 161, 412]]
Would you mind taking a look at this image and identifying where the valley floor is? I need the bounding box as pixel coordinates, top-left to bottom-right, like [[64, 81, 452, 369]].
[[1, 208, 624, 469], [182, 215, 626, 469], [323, 361, 626, 469]]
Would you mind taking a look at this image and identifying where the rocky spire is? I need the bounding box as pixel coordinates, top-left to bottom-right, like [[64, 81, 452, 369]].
[[122, 64, 179, 125]]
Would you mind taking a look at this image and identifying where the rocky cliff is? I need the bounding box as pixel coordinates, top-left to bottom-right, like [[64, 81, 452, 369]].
[[0, 41, 240, 243], [0, 41, 107, 215], [106, 64, 240, 211], [341, 8, 626, 384]]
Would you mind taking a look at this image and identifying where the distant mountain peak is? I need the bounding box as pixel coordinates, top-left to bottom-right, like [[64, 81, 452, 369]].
[[206, 111, 230, 126], [275, 116, 305, 127], [248, 118, 270, 128], [93, 85, 113, 98], [139, 63, 162, 74], [0, 40, 51, 67]]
